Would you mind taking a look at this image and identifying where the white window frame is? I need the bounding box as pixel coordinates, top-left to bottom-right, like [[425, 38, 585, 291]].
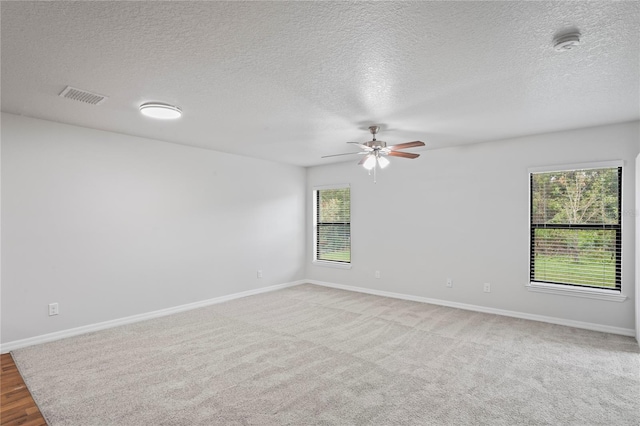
[[313, 184, 352, 269], [526, 161, 626, 302]]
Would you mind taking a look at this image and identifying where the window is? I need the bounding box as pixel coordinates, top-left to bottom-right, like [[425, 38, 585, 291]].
[[530, 164, 621, 291], [313, 186, 350, 264]]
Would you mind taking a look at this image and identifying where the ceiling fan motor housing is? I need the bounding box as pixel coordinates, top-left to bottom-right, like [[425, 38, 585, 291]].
[[364, 140, 387, 149]]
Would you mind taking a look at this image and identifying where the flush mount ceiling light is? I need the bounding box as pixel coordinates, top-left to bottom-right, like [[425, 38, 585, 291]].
[[139, 102, 182, 119]]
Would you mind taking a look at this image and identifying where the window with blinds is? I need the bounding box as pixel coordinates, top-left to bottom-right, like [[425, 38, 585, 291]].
[[314, 187, 351, 263], [530, 166, 621, 290]]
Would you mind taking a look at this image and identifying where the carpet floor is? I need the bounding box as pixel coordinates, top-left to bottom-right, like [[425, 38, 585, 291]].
[[11, 284, 640, 425]]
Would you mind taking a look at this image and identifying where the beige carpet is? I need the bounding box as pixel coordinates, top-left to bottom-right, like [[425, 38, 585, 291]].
[[12, 284, 640, 425]]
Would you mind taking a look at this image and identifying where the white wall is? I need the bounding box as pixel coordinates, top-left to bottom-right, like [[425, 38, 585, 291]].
[[636, 151, 640, 342], [1, 113, 306, 344], [307, 121, 640, 331], [2, 115, 637, 346]]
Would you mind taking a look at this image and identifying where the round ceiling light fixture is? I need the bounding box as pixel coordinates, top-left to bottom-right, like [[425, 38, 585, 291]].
[[553, 31, 581, 52], [139, 102, 182, 119]]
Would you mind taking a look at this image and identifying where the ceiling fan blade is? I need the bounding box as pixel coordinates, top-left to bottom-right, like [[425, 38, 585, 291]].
[[321, 152, 361, 158], [347, 142, 373, 151], [387, 151, 420, 159], [388, 141, 425, 150]]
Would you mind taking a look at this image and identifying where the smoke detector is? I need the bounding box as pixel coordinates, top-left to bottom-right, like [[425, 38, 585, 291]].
[[553, 32, 581, 52]]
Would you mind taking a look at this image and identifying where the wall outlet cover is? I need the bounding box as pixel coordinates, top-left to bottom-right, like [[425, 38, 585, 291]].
[[48, 302, 59, 316]]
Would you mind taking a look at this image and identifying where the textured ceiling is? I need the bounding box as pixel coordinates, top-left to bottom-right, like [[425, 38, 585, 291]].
[[2, 2, 639, 167]]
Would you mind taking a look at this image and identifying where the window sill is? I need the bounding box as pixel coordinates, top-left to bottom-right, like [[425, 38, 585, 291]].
[[526, 282, 627, 302], [312, 260, 352, 270]]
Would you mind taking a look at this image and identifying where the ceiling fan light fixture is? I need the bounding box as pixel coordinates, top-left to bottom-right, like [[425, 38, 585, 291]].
[[139, 102, 182, 119], [323, 125, 425, 181], [363, 155, 376, 170]]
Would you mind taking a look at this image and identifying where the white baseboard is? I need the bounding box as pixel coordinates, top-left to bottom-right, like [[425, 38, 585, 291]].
[[307, 280, 636, 337], [1, 280, 305, 354], [3, 278, 634, 353]]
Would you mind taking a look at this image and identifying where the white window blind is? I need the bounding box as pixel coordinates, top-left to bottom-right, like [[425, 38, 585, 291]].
[[530, 166, 621, 290], [315, 187, 351, 263]]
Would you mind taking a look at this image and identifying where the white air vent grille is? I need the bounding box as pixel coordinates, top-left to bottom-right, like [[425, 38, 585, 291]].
[[59, 86, 108, 105]]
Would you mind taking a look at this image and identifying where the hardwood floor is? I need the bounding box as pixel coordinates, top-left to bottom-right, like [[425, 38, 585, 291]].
[[1, 353, 46, 426]]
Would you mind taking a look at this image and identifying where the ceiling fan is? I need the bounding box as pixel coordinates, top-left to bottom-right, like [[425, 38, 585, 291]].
[[322, 126, 425, 182]]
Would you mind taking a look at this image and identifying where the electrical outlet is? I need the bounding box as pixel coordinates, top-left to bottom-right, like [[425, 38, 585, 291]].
[[257, 270, 263, 279], [483, 283, 491, 293], [375, 270, 381, 279], [446, 278, 453, 288], [48, 302, 59, 316]]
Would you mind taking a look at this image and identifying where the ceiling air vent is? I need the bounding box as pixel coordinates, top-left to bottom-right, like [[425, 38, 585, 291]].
[[58, 86, 108, 105]]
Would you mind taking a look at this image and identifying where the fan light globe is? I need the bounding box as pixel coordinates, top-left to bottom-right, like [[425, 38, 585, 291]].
[[363, 155, 376, 170], [377, 156, 390, 169]]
